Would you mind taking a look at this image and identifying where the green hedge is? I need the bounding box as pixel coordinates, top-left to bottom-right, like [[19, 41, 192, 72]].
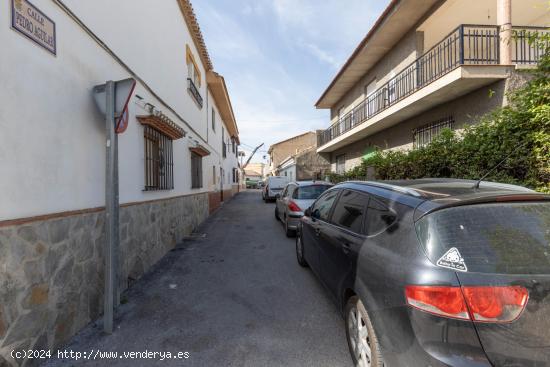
[[330, 44, 550, 193]]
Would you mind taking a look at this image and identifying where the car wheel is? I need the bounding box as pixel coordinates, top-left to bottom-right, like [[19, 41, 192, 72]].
[[284, 217, 294, 237], [275, 207, 280, 221], [345, 296, 384, 367], [295, 234, 308, 267]]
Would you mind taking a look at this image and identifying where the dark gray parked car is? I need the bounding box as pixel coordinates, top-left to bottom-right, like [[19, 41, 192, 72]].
[[296, 179, 550, 367], [274, 181, 333, 237]]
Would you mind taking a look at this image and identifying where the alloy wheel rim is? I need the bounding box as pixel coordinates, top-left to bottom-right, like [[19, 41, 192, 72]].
[[348, 305, 372, 367]]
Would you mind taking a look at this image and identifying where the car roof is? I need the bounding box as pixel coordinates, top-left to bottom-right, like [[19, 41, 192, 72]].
[[334, 178, 550, 218], [289, 180, 333, 186]]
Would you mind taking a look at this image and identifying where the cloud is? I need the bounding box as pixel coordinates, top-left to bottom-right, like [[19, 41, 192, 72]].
[[303, 42, 341, 69], [193, 0, 389, 163]]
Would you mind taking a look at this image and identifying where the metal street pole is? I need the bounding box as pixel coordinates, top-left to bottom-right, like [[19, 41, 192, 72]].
[[104, 80, 117, 334]]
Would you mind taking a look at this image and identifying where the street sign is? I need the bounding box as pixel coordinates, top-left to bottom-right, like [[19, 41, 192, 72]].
[[92, 78, 135, 334], [11, 0, 56, 55], [93, 78, 136, 134]]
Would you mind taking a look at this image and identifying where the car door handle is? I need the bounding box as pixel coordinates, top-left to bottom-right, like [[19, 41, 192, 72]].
[[342, 243, 351, 254]]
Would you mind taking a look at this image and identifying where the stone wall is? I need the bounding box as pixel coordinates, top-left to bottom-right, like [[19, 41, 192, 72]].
[[295, 149, 331, 181], [0, 193, 208, 367], [208, 192, 221, 214]]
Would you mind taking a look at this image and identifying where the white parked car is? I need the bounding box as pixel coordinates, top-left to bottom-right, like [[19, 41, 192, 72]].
[[262, 176, 289, 202]]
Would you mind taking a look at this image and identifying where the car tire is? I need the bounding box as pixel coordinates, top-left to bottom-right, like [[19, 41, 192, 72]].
[[284, 217, 294, 237], [345, 296, 384, 367], [275, 207, 280, 221], [295, 234, 308, 267]]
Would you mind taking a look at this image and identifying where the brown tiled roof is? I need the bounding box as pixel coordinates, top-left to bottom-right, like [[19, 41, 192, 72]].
[[177, 0, 213, 70]]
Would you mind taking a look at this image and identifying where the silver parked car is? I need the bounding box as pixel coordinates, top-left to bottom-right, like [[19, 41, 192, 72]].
[[275, 180, 333, 236]]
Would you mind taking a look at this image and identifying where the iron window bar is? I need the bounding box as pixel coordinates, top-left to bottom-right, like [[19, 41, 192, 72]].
[[318, 25, 549, 147], [187, 78, 203, 108], [144, 125, 174, 191], [413, 116, 455, 149]]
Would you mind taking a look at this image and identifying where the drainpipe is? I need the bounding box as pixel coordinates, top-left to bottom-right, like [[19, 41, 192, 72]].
[[497, 0, 512, 65]]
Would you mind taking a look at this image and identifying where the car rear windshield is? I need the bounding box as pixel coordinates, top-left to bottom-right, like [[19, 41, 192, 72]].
[[416, 202, 550, 274], [293, 185, 331, 200]]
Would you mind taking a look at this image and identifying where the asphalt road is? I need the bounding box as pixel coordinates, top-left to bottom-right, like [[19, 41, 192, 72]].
[[43, 190, 351, 367]]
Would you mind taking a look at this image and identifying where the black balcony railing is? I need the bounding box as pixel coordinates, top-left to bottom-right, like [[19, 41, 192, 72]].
[[318, 24, 549, 147], [187, 78, 203, 108], [512, 26, 550, 64]]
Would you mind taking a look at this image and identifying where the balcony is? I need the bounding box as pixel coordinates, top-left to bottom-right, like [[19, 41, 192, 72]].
[[317, 25, 548, 152], [187, 78, 203, 108]]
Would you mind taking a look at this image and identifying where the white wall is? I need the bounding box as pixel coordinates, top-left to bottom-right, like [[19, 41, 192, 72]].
[[0, 0, 238, 220], [205, 90, 240, 193], [61, 0, 209, 141], [419, 0, 550, 50], [279, 165, 296, 182]]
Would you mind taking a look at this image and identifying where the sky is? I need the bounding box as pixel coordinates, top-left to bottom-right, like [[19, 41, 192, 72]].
[[193, 0, 390, 163]]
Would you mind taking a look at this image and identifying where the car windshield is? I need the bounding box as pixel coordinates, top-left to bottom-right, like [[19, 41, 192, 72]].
[[415, 201, 550, 274], [294, 185, 331, 200]]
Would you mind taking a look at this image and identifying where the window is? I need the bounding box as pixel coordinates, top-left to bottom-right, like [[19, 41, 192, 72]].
[[231, 138, 235, 153], [311, 189, 339, 222], [191, 152, 203, 188], [285, 185, 296, 198], [331, 190, 367, 233], [413, 116, 454, 148], [293, 185, 331, 200], [186, 45, 201, 87], [365, 197, 396, 236], [336, 154, 346, 174], [144, 126, 174, 191], [386, 71, 396, 105], [416, 202, 550, 274], [186, 45, 203, 108], [338, 106, 345, 121], [212, 165, 216, 185], [211, 108, 216, 131], [222, 127, 226, 158], [365, 79, 377, 97]]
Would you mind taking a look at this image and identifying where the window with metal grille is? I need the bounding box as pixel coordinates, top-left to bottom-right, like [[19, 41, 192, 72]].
[[144, 125, 174, 191], [413, 116, 454, 149], [211, 108, 216, 131], [191, 152, 203, 189]]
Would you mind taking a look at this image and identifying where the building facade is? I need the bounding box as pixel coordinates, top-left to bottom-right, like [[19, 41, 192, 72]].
[[277, 147, 331, 181], [315, 0, 549, 173], [0, 0, 239, 363], [267, 132, 317, 176]]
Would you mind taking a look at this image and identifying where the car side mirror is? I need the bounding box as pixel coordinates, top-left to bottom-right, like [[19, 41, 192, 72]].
[[304, 207, 311, 217]]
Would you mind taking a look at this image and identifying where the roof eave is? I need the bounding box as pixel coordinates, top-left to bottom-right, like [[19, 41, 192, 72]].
[[207, 71, 240, 143], [177, 0, 213, 71]]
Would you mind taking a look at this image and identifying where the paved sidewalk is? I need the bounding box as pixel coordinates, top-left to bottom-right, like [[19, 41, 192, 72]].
[[43, 190, 351, 366]]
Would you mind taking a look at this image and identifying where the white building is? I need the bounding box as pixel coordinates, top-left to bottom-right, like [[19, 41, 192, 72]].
[[0, 0, 240, 362]]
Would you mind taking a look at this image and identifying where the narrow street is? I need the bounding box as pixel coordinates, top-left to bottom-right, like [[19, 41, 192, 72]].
[[44, 191, 351, 367]]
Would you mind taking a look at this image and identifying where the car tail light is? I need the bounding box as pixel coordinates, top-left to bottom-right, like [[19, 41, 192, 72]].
[[288, 201, 301, 212], [405, 285, 528, 323], [462, 286, 528, 322], [405, 286, 470, 320]]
